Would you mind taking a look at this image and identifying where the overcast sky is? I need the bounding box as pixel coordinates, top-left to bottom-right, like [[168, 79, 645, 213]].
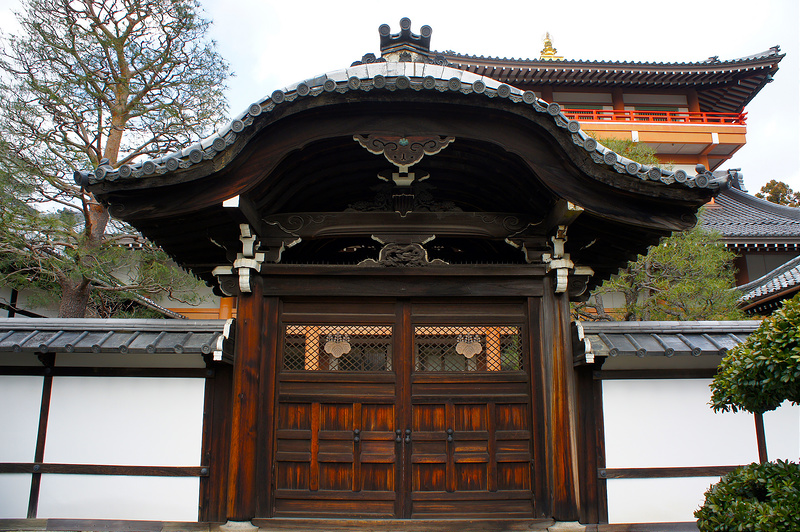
[[1, 0, 798, 194]]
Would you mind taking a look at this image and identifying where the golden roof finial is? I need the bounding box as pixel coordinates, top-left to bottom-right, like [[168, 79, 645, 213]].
[[540, 32, 563, 61]]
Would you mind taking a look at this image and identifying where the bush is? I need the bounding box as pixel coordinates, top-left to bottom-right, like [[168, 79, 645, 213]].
[[694, 461, 800, 531], [710, 293, 800, 414]]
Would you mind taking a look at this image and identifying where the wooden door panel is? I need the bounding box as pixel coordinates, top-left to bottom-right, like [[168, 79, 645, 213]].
[[273, 396, 398, 517], [409, 394, 532, 515], [272, 302, 536, 519]]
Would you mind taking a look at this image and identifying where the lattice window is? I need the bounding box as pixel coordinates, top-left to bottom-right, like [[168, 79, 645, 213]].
[[283, 325, 393, 371], [414, 326, 522, 372]]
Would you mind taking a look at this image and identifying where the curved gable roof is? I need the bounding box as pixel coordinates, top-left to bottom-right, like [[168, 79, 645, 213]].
[[84, 62, 725, 290]]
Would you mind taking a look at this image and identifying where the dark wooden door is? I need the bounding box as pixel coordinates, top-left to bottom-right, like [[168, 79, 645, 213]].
[[271, 300, 534, 518]]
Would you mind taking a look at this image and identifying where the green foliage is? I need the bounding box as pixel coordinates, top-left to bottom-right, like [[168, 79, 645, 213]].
[[591, 135, 671, 169], [588, 226, 744, 321], [0, 0, 229, 317], [755, 180, 800, 207], [710, 293, 800, 414], [694, 460, 800, 531]]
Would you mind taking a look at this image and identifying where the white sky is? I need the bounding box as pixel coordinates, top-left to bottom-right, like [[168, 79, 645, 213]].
[[1, 0, 798, 194]]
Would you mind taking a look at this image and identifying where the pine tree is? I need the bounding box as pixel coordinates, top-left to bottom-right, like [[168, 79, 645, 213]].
[[0, 0, 230, 317]]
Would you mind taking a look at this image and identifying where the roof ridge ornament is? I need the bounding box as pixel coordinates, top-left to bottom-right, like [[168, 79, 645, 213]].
[[540, 32, 563, 61], [379, 18, 432, 62]]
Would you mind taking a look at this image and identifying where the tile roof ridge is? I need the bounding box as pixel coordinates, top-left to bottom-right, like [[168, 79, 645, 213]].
[[723, 187, 800, 220], [738, 254, 800, 295]]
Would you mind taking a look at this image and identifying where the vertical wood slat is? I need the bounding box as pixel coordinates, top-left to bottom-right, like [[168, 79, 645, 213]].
[[445, 401, 455, 494], [226, 278, 264, 522], [27, 371, 53, 519], [487, 402, 497, 492], [257, 297, 280, 518], [594, 377, 609, 524], [397, 300, 412, 518], [310, 402, 320, 491], [353, 402, 362, 493], [528, 297, 548, 518]]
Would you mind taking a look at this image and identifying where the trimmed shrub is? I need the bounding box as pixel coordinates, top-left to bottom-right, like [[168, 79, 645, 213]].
[[694, 460, 800, 531], [710, 293, 800, 415]]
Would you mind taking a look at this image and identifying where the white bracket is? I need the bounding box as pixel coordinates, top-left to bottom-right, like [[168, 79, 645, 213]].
[[543, 225, 573, 293]]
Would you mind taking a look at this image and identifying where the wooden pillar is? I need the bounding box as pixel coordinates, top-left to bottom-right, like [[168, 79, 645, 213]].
[[687, 89, 701, 113], [539, 277, 581, 521], [219, 297, 235, 319], [200, 362, 233, 522], [226, 277, 264, 523], [576, 363, 607, 524], [611, 88, 624, 111]]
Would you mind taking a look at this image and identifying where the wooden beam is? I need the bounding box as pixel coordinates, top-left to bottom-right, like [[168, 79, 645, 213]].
[[0, 463, 208, 476], [599, 466, 742, 479], [261, 212, 542, 241], [222, 194, 265, 238], [27, 373, 52, 518]]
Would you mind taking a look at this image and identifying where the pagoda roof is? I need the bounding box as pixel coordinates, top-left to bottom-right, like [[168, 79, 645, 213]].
[[439, 46, 783, 114], [701, 187, 800, 245]]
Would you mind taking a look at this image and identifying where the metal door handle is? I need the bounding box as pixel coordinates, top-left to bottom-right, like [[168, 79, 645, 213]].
[[446, 428, 454, 442], [395, 429, 402, 443], [353, 429, 360, 442], [405, 428, 411, 444]]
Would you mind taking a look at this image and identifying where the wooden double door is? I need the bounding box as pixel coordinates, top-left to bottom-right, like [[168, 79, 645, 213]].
[[271, 300, 536, 518]]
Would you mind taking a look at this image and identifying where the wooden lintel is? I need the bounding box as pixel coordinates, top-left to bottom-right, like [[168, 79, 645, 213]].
[[262, 212, 541, 240]]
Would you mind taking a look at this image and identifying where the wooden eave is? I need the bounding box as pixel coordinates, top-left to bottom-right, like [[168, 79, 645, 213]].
[[85, 65, 720, 291]]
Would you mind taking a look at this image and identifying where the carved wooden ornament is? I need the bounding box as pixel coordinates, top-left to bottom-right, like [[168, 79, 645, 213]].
[[324, 334, 351, 358], [355, 134, 455, 185], [455, 334, 483, 358]]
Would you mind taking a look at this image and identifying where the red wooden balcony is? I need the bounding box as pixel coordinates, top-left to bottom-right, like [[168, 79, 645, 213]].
[[561, 108, 747, 125]]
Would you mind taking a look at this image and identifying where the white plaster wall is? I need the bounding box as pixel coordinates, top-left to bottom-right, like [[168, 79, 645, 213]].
[[763, 400, 800, 461], [604, 379, 759, 469], [602, 379, 799, 523], [38, 376, 205, 520], [44, 377, 204, 466], [0, 376, 43, 518], [0, 375, 43, 462], [37, 475, 200, 521], [0, 474, 33, 518], [606, 477, 719, 524]]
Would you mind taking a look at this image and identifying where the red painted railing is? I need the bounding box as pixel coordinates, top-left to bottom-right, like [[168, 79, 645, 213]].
[[561, 108, 747, 125]]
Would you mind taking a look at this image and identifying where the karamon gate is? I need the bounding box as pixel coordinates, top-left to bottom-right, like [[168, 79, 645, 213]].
[[84, 21, 726, 526]]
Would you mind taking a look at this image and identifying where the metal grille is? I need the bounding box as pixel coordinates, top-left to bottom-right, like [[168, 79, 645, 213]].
[[283, 325, 393, 371], [414, 326, 522, 372]]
